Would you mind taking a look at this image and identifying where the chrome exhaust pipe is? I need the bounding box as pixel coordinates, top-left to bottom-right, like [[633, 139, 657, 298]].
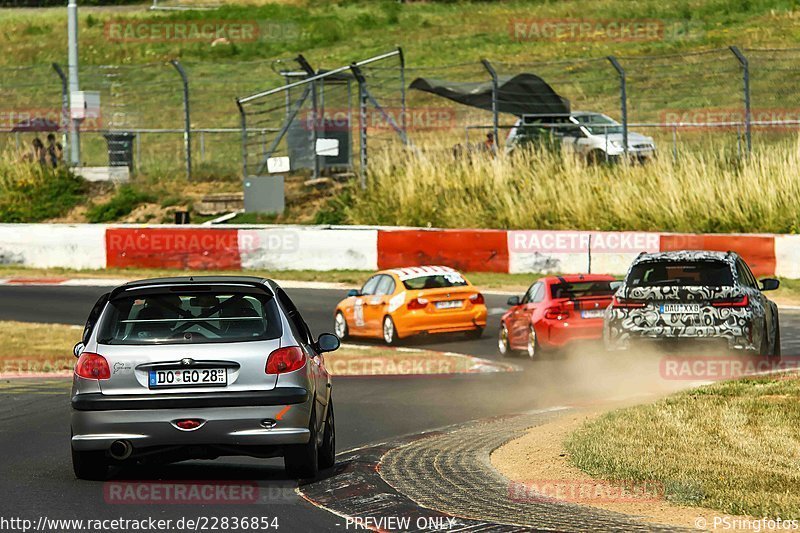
[[109, 440, 133, 461]]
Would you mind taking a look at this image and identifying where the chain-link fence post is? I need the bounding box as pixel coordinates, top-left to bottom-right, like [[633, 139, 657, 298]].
[[480, 58, 499, 154], [52, 62, 70, 160], [730, 46, 752, 155], [398, 46, 407, 143], [607, 56, 628, 157], [295, 55, 320, 178], [235, 98, 248, 178], [350, 64, 368, 189], [170, 60, 192, 180]]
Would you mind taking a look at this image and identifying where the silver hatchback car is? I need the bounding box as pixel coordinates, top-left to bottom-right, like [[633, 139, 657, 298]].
[[70, 276, 339, 480]]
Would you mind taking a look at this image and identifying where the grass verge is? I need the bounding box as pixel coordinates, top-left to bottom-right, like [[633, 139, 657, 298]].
[[0, 321, 81, 373], [565, 373, 800, 518], [0, 155, 86, 223]]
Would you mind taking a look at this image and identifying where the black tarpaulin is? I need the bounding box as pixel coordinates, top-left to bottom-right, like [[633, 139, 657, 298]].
[[409, 73, 570, 117]]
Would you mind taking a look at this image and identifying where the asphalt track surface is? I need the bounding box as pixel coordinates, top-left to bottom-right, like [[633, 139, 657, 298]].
[[1, 283, 798, 532]]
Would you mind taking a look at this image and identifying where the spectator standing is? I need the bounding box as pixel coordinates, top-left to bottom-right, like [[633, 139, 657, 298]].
[[26, 137, 46, 165], [46, 133, 63, 168]]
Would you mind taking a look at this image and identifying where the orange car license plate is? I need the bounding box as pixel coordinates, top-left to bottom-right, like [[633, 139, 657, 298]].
[[435, 300, 463, 310]]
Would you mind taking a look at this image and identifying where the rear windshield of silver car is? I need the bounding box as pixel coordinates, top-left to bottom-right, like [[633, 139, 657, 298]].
[[97, 291, 282, 345], [627, 260, 734, 287], [402, 273, 468, 290]]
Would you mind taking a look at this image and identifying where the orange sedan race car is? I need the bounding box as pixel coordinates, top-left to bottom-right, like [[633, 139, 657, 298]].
[[333, 266, 487, 344]]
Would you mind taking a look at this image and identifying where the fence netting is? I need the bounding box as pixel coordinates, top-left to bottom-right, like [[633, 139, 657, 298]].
[[2, 47, 800, 181]]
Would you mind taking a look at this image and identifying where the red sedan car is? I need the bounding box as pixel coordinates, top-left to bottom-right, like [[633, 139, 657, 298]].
[[498, 274, 619, 358]]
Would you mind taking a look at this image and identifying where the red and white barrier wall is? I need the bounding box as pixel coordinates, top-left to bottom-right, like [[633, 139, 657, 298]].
[[0, 224, 790, 277]]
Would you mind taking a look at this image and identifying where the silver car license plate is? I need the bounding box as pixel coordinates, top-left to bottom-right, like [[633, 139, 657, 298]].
[[435, 300, 463, 309], [659, 304, 700, 314], [149, 368, 227, 388]]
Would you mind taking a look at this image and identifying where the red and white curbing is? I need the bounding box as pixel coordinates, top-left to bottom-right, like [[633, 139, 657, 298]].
[[0, 223, 791, 278]]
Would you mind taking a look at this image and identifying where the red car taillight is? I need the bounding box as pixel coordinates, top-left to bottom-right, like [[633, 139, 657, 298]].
[[75, 352, 111, 380], [266, 346, 306, 375], [712, 294, 749, 308], [469, 293, 485, 305], [407, 297, 429, 310], [544, 306, 570, 320], [611, 296, 646, 309]]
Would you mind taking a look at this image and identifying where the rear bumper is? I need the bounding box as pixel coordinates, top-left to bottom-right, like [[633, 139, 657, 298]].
[[604, 324, 755, 351], [71, 387, 308, 411], [540, 318, 604, 348], [71, 388, 312, 452], [396, 307, 487, 338]]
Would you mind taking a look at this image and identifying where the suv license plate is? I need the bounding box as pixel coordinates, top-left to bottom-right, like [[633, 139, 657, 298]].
[[659, 304, 700, 314], [149, 368, 227, 388]]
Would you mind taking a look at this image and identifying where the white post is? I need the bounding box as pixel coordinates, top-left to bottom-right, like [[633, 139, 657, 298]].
[[67, 0, 80, 166]]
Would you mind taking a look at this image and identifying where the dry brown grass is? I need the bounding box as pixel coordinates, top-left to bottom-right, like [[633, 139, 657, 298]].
[[566, 373, 800, 518], [346, 139, 800, 233]]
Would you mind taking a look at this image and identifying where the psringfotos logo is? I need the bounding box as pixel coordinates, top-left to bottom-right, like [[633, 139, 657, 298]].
[[105, 20, 260, 43], [508, 479, 665, 503]]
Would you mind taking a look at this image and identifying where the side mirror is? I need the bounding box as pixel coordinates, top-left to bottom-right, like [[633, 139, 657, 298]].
[[347, 289, 361, 298], [760, 278, 780, 291], [507, 296, 520, 306], [73, 342, 85, 358], [316, 333, 341, 353]]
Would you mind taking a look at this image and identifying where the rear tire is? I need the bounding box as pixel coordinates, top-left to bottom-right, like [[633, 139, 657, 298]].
[[770, 320, 782, 363], [383, 316, 398, 345], [284, 409, 319, 480], [72, 448, 109, 481], [334, 311, 349, 341], [498, 324, 511, 356], [318, 399, 336, 470], [526, 326, 540, 359]]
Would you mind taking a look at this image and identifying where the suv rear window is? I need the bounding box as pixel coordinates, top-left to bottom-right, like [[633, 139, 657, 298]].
[[550, 281, 616, 299], [402, 273, 468, 290], [627, 261, 734, 287], [98, 291, 282, 345]]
